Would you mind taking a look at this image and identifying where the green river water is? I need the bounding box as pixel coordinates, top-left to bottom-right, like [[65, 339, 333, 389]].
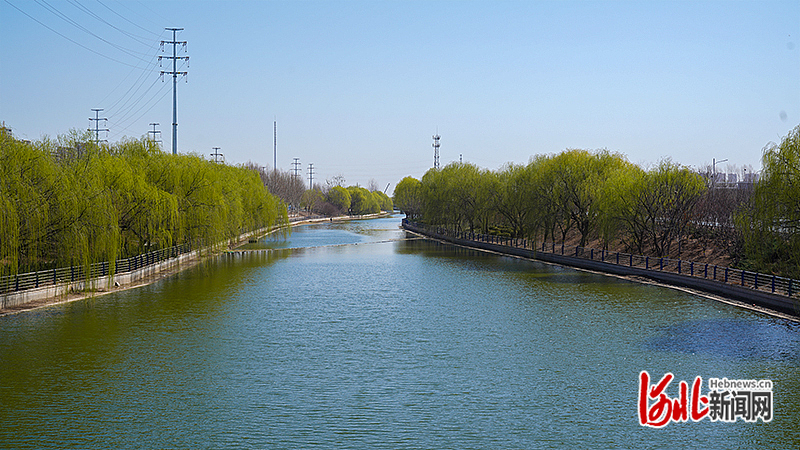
[[0, 216, 798, 449]]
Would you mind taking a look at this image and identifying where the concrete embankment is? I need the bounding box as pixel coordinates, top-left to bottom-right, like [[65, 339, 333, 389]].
[[0, 248, 202, 314], [1, 213, 392, 316], [1, 222, 284, 314], [402, 221, 800, 322]]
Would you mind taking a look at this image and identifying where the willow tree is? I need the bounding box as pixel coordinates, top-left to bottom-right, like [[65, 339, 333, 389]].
[[599, 164, 649, 254], [549, 149, 629, 247], [234, 163, 284, 233], [420, 168, 453, 227], [327, 186, 351, 214], [394, 176, 422, 220], [602, 160, 705, 256], [348, 186, 379, 215], [371, 190, 393, 212], [0, 129, 124, 276], [419, 162, 489, 232], [737, 125, 800, 276], [523, 155, 566, 244], [495, 163, 536, 238], [58, 140, 121, 272], [1, 128, 286, 281], [301, 189, 325, 213], [451, 163, 486, 233], [1, 129, 54, 275], [99, 139, 178, 256]]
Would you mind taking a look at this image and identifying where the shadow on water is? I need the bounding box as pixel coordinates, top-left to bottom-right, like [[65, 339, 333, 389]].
[[646, 318, 800, 362], [395, 235, 618, 284], [240, 217, 403, 251], [396, 237, 492, 258]]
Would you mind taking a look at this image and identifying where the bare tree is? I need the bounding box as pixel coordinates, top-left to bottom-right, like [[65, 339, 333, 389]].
[[367, 178, 380, 192], [324, 175, 346, 194], [244, 162, 305, 210]]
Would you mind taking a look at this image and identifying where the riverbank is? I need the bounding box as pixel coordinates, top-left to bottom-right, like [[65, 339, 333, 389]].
[[0, 212, 391, 317], [402, 220, 800, 323]]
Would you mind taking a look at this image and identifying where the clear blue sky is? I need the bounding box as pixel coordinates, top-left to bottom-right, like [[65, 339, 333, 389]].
[[2, 0, 798, 193]]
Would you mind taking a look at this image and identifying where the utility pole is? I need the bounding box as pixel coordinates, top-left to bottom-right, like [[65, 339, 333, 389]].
[[432, 131, 440, 169], [160, 28, 188, 155], [211, 147, 223, 163], [273, 119, 277, 173], [308, 163, 315, 189], [88, 108, 109, 145], [292, 158, 301, 180], [148, 122, 162, 146]]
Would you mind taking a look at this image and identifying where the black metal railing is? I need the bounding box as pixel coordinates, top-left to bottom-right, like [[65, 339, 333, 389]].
[[402, 219, 799, 300], [0, 243, 191, 295]]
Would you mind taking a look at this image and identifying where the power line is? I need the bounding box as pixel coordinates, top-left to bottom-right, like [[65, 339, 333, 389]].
[[130, 0, 171, 27], [64, 0, 154, 45], [102, 37, 170, 139], [107, 77, 167, 129], [95, 0, 163, 39], [5, 0, 168, 143], [98, 34, 165, 111], [3, 0, 151, 69], [31, 0, 154, 62], [75, 7, 165, 139], [107, 82, 171, 140]]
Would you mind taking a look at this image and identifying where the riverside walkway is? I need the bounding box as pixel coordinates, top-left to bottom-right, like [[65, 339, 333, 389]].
[[402, 219, 800, 320], [0, 212, 392, 314]]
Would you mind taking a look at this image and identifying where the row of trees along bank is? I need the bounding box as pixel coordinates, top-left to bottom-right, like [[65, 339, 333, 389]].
[[0, 128, 287, 278], [394, 125, 800, 279], [298, 184, 392, 217], [241, 165, 394, 217]]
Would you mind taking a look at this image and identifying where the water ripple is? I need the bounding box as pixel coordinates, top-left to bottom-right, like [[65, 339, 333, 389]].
[[646, 318, 800, 361]]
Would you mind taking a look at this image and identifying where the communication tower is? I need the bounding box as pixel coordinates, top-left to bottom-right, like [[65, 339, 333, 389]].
[[432, 132, 440, 169]]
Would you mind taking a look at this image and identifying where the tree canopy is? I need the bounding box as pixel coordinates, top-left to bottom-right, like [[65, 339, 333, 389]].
[[394, 176, 422, 220], [737, 125, 800, 276], [299, 184, 392, 217], [1, 129, 286, 277], [401, 149, 712, 259]]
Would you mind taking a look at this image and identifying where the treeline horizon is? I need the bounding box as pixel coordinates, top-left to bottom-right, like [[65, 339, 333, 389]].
[[395, 125, 800, 278], [242, 166, 394, 218], [300, 184, 393, 217], [1, 128, 287, 277]]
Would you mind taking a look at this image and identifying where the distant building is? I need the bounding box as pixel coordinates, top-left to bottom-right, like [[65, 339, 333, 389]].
[[743, 172, 759, 183], [699, 168, 759, 189]]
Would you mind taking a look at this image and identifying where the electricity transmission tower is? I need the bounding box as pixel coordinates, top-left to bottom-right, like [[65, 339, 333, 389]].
[[308, 163, 315, 189], [89, 108, 109, 145], [148, 122, 162, 146], [273, 119, 277, 173], [160, 28, 188, 155], [292, 158, 301, 180], [211, 147, 223, 163]]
